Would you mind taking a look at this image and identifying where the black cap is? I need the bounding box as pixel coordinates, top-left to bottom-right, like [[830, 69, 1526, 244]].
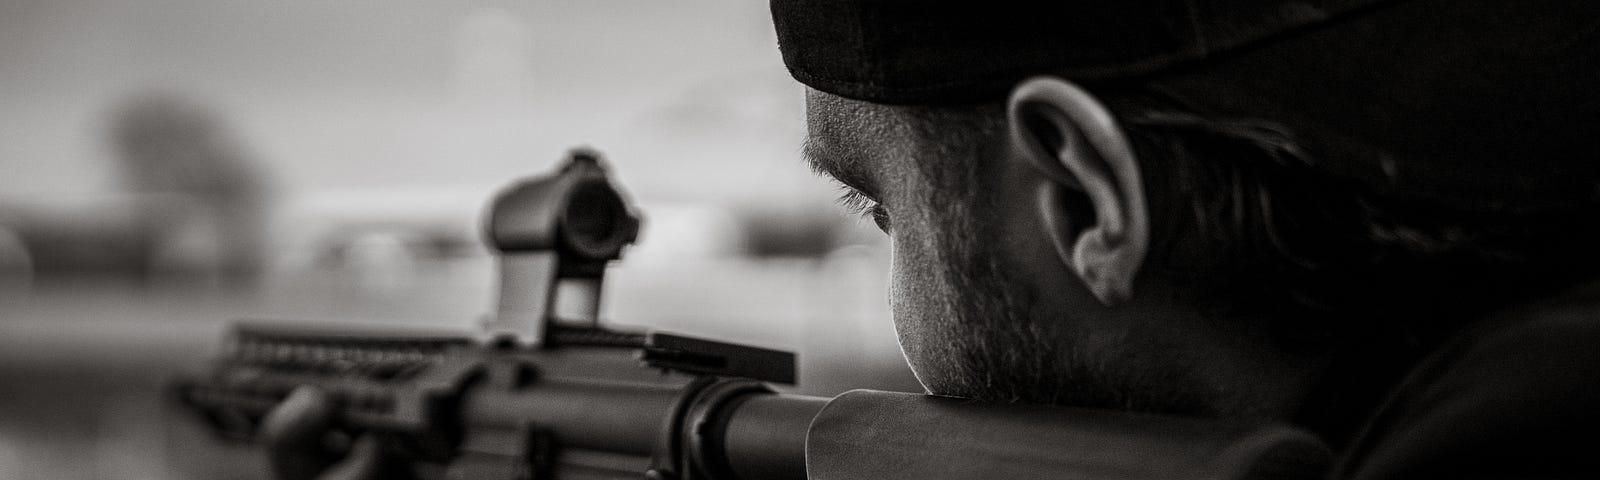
[[771, 0, 1600, 213]]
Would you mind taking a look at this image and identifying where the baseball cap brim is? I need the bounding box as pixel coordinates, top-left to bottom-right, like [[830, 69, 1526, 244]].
[[772, 0, 1600, 213]]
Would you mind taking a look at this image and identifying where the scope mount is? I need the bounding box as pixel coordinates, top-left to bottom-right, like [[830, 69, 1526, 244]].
[[484, 149, 794, 384]]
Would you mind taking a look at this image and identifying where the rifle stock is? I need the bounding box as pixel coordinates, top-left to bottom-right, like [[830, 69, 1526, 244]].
[[805, 390, 1329, 480]]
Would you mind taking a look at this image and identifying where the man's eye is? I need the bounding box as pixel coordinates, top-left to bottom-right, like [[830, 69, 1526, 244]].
[[837, 189, 892, 234], [867, 204, 891, 233]]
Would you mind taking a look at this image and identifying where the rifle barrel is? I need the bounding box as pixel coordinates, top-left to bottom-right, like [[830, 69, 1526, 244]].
[[723, 393, 828, 480]]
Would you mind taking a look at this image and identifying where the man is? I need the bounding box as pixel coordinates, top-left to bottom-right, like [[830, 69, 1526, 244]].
[[265, 1, 1600, 478], [773, 0, 1600, 477]]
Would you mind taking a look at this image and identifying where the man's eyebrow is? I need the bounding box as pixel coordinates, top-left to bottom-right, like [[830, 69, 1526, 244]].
[[802, 136, 877, 196]]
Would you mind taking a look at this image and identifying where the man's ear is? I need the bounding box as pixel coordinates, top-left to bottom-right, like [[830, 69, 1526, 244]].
[[1007, 77, 1149, 305]]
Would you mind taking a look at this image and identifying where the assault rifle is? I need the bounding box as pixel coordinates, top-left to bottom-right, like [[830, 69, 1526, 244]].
[[172, 150, 1333, 480]]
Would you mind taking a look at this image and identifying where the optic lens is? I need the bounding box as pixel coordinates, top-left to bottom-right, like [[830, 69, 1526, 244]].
[[564, 182, 625, 254]]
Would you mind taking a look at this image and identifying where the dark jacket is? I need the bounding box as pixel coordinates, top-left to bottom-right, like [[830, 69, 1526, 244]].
[[1338, 282, 1600, 479]]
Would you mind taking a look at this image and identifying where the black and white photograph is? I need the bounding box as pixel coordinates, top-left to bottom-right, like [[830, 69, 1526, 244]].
[[2, 1, 1596, 479]]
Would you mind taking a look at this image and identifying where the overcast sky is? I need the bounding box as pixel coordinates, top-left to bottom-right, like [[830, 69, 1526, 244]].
[[0, 1, 823, 204]]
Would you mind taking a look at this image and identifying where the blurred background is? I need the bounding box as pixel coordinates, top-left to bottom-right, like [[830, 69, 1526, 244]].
[[0, 1, 917, 478]]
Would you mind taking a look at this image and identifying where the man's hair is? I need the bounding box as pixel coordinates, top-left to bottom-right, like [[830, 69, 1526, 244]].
[[1123, 107, 1600, 344]]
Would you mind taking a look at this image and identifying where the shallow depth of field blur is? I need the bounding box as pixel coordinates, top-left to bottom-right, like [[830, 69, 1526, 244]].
[[0, 2, 918, 478]]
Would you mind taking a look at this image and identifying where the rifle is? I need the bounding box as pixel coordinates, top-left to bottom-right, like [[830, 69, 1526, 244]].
[[171, 149, 1333, 480]]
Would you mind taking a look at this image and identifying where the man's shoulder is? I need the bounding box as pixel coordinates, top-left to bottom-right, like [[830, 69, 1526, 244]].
[[1339, 283, 1600, 479]]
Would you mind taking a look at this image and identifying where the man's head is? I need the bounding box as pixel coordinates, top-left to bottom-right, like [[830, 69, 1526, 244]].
[[805, 79, 1334, 419], [805, 74, 1600, 425], [783, 0, 1600, 431]]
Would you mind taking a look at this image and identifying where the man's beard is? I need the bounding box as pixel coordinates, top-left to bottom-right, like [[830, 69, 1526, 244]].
[[903, 196, 1216, 416]]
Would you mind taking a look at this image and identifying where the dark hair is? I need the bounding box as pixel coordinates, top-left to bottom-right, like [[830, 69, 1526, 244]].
[[1104, 104, 1600, 439], [1118, 108, 1600, 348]]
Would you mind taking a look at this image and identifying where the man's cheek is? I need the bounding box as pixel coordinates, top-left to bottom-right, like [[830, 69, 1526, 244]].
[[887, 237, 953, 392], [885, 239, 929, 382], [887, 239, 924, 383]]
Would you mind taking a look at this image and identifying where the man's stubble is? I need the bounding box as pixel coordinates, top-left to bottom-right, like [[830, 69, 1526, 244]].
[[886, 114, 1213, 414]]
